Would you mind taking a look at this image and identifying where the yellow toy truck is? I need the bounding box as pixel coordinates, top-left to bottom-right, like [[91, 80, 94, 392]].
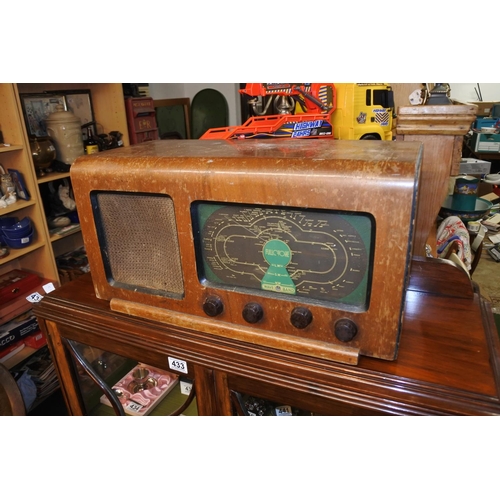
[[331, 83, 395, 140]]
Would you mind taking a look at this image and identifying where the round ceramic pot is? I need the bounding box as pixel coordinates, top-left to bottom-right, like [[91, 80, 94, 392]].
[[45, 105, 84, 165], [29, 136, 57, 174]]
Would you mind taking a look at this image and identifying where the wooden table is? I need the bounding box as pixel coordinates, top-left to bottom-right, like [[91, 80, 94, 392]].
[[33, 258, 500, 416]]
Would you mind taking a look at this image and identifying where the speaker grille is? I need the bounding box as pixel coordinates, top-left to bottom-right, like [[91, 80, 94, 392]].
[[93, 192, 184, 297]]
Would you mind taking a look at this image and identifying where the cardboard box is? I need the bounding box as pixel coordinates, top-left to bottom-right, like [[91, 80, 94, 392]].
[[0, 313, 39, 352], [459, 158, 491, 175], [0, 339, 25, 363], [24, 330, 46, 349], [468, 101, 500, 117]]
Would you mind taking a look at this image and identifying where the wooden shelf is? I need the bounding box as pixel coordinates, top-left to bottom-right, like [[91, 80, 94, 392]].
[[0, 199, 36, 216], [2, 346, 37, 370], [37, 171, 70, 185], [0, 144, 23, 153], [0, 240, 45, 266], [49, 224, 81, 242]]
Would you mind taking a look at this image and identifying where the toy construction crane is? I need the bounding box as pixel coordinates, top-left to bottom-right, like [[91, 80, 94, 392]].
[[200, 83, 336, 140]]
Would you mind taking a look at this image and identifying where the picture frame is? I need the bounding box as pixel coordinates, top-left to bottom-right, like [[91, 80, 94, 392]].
[[20, 93, 67, 138], [7, 169, 30, 201], [153, 98, 191, 139], [60, 89, 95, 140]]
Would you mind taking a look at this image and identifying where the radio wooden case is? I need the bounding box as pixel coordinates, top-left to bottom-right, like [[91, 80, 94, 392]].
[[70, 139, 422, 365]]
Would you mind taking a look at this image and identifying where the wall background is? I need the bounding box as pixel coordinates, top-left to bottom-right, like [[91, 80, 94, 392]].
[[149, 83, 241, 126], [449, 83, 500, 103], [149, 83, 500, 127]]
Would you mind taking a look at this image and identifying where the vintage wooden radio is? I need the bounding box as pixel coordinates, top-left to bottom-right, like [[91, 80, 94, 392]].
[[70, 139, 422, 365]]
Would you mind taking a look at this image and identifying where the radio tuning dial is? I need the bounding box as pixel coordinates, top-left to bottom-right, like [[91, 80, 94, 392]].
[[334, 318, 358, 342], [242, 302, 264, 324], [203, 295, 224, 317], [290, 307, 313, 329]]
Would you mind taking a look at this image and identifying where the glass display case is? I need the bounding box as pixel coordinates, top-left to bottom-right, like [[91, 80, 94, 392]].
[[230, 392, 315, 416], [60, 335, 317, 417], [63, 340, 197, 416], [33, 272, 500, 416], [56, 338, 198, 416]]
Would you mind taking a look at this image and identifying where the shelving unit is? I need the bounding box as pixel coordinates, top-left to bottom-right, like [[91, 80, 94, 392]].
[[1, 83, 129, 373], [0, 83, 58, 283], [1, 83, 129, 275], [18, 83, 129, 263]]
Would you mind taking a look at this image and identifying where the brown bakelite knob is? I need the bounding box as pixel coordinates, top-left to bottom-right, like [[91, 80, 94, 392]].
[[334, 318, 358, 342], [290, 307, 313, 329], [242, 302, 264, 324], [203, 295, 224, 317]]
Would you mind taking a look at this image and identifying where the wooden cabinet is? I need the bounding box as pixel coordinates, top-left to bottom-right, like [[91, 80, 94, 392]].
[[1, 84, 128, 369], [33, 261, 500, 416], [0, 83, 58, 282], [1, 83, 129, 280], [125, 97, 159, 144]]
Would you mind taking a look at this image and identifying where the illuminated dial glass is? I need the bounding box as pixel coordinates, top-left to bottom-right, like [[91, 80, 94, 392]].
[[192, 202, 374, 310]]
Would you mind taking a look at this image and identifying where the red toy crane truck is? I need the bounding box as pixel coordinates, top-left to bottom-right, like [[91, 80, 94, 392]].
[[200, 83, 395, 141], [200, 83, 336, 140]]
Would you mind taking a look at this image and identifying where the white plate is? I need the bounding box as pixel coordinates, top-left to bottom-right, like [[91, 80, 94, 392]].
[[481, 127, 498, 134], [483, 174, 500, 184]]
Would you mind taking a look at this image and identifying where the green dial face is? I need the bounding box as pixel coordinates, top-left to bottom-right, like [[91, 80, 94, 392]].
[[193, 203, 373, 309]]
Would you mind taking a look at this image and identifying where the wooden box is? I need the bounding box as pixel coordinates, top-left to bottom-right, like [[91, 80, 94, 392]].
[[0, 270, 42, 306]]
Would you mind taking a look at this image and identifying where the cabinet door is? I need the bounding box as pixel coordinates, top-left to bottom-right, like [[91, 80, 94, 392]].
[[225, 374, 385, 416], [61, 339, 199, 416]]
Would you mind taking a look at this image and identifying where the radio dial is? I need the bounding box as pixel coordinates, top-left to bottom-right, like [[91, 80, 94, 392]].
[[290, 307, 313, 329], [242, 302, 264, 324], [334, 318, 358, 342], [203, 295, 224, 317]]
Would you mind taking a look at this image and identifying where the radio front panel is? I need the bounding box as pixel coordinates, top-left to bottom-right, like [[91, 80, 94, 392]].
[[192, 202, 374, 311], [71, 139, 422, 364]]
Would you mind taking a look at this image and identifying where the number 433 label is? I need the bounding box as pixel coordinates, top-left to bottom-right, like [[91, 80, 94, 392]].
[[126, 401, 144, 412], [168, 356, 188, 374]]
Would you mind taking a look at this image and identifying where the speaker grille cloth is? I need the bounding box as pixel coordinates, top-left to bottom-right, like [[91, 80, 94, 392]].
[[96, 193, 184, 296]]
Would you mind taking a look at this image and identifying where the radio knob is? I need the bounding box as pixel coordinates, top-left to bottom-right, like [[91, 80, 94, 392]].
[[242, 302, 264, 324], [334, 318, 358, 342], [290, 307, 313, 329], [203, 295, 224, 317]]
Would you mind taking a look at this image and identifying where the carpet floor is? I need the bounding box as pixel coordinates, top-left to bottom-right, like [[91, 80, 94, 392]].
[[473, 248, 500, 315], [472, 247, 500, 337]]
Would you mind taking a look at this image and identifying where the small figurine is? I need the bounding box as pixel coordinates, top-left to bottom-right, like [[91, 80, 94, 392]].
[[58, 184, 76, 211], [0, 163, 15, 196], [1, 191, 16, 207]]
